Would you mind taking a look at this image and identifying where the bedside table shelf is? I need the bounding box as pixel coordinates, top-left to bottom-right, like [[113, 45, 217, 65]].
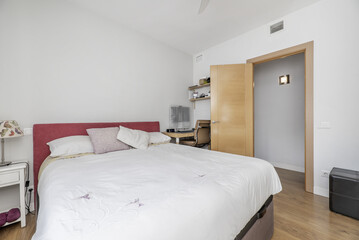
[[0, 163, 27, 228]]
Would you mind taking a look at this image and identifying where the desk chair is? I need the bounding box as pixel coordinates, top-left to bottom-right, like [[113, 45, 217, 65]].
[[180, 120, 210, 147]]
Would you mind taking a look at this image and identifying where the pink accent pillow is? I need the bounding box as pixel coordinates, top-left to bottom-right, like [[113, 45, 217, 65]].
[[86, 127, 130, 154]]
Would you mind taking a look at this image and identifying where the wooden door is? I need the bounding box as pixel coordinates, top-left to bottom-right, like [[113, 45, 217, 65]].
[[210, 64, 253, 156]]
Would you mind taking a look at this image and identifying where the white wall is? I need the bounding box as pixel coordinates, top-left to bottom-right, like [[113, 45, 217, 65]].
[[193, 0, 359, 197], [0, 0, 192, 211], [254, 53, 305, 173]]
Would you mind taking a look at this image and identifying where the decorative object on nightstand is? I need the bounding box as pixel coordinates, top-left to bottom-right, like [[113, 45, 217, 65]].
[[0, 120, 24, 167]]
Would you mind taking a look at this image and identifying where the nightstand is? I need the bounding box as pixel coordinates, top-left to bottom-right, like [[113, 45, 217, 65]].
[[0, 163, 27, 228]]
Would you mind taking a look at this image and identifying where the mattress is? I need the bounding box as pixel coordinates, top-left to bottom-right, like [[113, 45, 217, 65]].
[[32, 143, 282, 240]]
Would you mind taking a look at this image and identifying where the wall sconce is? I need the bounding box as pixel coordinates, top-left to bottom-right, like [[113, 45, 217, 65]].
[[279, 74, 290, 85]]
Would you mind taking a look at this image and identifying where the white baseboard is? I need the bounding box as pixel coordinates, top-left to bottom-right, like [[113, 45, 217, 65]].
[[269, 161, 330, 198], [269, 161, 305, 173], [314, 186, 329, 198]]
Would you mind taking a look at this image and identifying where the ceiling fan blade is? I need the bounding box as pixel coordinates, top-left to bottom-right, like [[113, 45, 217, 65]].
[[198, 0, 210, 14]]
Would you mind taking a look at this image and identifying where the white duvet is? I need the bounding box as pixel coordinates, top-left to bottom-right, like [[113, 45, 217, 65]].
[[32, 144, 282, 240]]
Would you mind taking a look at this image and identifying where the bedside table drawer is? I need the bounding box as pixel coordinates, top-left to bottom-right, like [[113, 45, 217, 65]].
[[0, 171, 20, 185]]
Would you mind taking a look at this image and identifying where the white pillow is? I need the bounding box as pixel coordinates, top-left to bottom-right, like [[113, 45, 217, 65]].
[[149, 132, 171, 144], [47, 136, 94, 157], [117, 126, 150, 150]]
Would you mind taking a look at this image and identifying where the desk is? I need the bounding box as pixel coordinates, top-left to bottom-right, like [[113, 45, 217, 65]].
[[162, 131, 194, 144]]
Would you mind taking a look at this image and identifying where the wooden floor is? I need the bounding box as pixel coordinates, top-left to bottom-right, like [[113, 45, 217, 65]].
[[272, 168, 359, 240], [1, 168, 358, 240]]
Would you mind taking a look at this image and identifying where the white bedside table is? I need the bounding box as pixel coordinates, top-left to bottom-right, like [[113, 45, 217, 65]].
[[0, 163, 27, 228]]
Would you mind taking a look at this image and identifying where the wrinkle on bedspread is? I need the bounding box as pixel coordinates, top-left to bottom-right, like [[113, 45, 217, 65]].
[[32, 144, 282, 240]]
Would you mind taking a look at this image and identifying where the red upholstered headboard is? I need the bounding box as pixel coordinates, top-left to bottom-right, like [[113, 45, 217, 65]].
[[33, 121, 160, 201]]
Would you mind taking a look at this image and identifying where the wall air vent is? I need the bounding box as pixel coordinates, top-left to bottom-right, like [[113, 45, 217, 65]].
[[196, 54, 203, 63], [270, 21, 284, 34]]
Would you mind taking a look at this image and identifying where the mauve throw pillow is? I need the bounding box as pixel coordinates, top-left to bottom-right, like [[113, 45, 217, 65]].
[[87, 127, 130, 154]]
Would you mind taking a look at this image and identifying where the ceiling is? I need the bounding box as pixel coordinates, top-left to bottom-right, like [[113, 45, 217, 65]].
[[67, 0, 321, 54]]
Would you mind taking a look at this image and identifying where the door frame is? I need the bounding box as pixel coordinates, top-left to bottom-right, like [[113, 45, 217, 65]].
[[247, 41, 314, 193]]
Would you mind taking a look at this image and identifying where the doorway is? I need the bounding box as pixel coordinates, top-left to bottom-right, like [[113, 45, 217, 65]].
[[247, 41, 313, 193], [254, 53, 305, 173]]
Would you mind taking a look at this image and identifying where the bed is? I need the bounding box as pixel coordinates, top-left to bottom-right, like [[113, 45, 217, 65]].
[[32, 121, 282, 240]]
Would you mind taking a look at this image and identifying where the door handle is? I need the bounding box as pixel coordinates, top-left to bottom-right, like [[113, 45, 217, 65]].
[[212, 121, 219, 124]]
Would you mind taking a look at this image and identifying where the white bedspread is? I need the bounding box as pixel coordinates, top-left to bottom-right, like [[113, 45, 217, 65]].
[[32, 144, 282, 240]]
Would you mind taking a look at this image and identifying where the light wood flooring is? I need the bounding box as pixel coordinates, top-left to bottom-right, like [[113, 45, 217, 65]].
[[0, 168, 358, 240]]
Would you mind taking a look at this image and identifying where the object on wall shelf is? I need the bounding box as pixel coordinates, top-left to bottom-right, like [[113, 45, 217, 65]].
[[192, 91, 199, 99], [199, 77, 210, 85]]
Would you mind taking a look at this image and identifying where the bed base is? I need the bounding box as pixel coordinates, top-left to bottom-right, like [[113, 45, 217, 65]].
[[235, 195, 274, 240]]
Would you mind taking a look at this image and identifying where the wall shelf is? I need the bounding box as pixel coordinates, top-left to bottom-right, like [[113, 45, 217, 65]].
[[189, 96, 210, 102], [188, 83, 210, 90]]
